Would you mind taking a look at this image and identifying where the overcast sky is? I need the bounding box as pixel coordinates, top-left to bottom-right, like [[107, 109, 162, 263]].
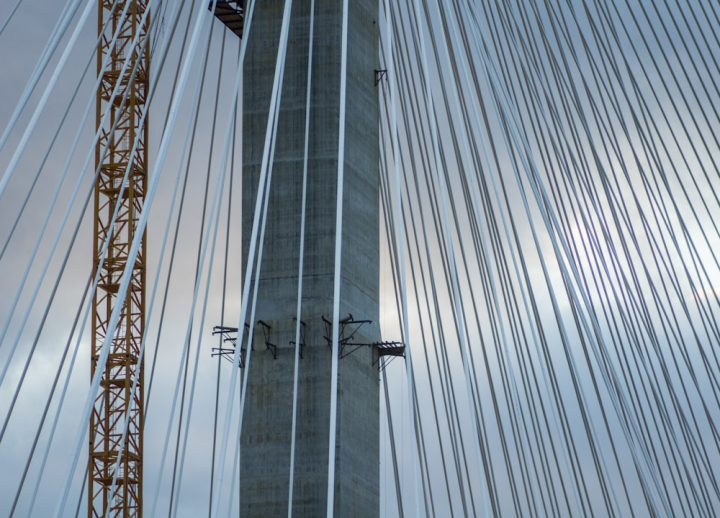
[[2, 1, 720, 517]]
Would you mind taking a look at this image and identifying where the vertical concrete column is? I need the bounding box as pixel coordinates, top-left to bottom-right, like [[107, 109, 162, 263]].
[[241, 0, 379, 516]]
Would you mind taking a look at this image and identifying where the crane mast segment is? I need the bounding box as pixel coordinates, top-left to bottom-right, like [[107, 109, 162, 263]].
[[90, 1, 149, 516]]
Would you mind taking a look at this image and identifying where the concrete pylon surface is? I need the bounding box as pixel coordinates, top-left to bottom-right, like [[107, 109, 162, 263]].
[[240, 0, 380, 516]]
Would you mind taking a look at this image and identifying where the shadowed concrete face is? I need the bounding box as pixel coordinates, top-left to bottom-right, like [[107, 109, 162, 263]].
[[240, 0, 380, 516]]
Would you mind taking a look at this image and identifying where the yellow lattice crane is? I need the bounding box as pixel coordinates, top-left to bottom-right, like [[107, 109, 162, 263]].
[[90, 1, 149, 516]]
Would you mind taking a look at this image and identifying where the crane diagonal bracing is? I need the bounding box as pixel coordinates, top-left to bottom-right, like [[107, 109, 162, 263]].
[[90, 1, 149, 516]]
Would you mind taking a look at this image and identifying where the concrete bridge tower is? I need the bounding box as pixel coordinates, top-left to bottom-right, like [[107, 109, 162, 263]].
[[239, 1, 380, 516]]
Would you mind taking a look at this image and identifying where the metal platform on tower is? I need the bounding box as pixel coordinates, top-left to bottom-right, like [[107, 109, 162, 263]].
[[209, 1, 245, 39]]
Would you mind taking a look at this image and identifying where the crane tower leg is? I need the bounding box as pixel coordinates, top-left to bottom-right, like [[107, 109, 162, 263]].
[[90, 1, 149, 516]]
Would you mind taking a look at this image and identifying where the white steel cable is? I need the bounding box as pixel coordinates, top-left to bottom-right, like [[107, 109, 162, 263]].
[[71, 465, 89, 518], [464, 5, 669, 514], [102, 8, 219, 518], [0, 0, 84, 155], [223, 24, 289, 509], [433, 0, 547, 514], [0, 4, 166, 462], [225, 380, 245, 518], [11, 0, 82, 100], [142, 0, 214, 414], [0, 0, 82, 146], [409, 0, 489, 510], [492, 0, 667, 485], [210, 66, 238, 518], [451, 2, 591, 513], [382, 19, 484, 511], [197, 0, 265, 506], [50, 1, 216, 514], [209, 0, 298, 514], [189, 26, 230, 517], [0, 0, 97, 201], [378, 81, 460, 514], [143, 9, 239, 518], [4, 271, 91, 518], [3, 0, 716, 515], [153, 12, 225, 518], [473, 3, 641, 512], [146, 44, 227, 518], [0, 0, 143, 387], [0, 2, 163, 459], [234, 122, 278, 513], [19, 51, 179, 518], [395, 11, 474, 505], [381, 362, 405, 518], [325, 0, 350, 514], [385, 1, 422, 515], [0, 0, 25, 37], [451, 6, 586, 513], [215, 82, 281, 515], [145, 141, 227, 516], [12, 0, 188, 511], [288, 0, 315, 515], [164, 15, 223, 507], [0, 49, 91, 264], [23, 298, 86, 518], [0, 0, 126, 264], [167, 108, 230, 518], [379, 140, 433, 515]]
